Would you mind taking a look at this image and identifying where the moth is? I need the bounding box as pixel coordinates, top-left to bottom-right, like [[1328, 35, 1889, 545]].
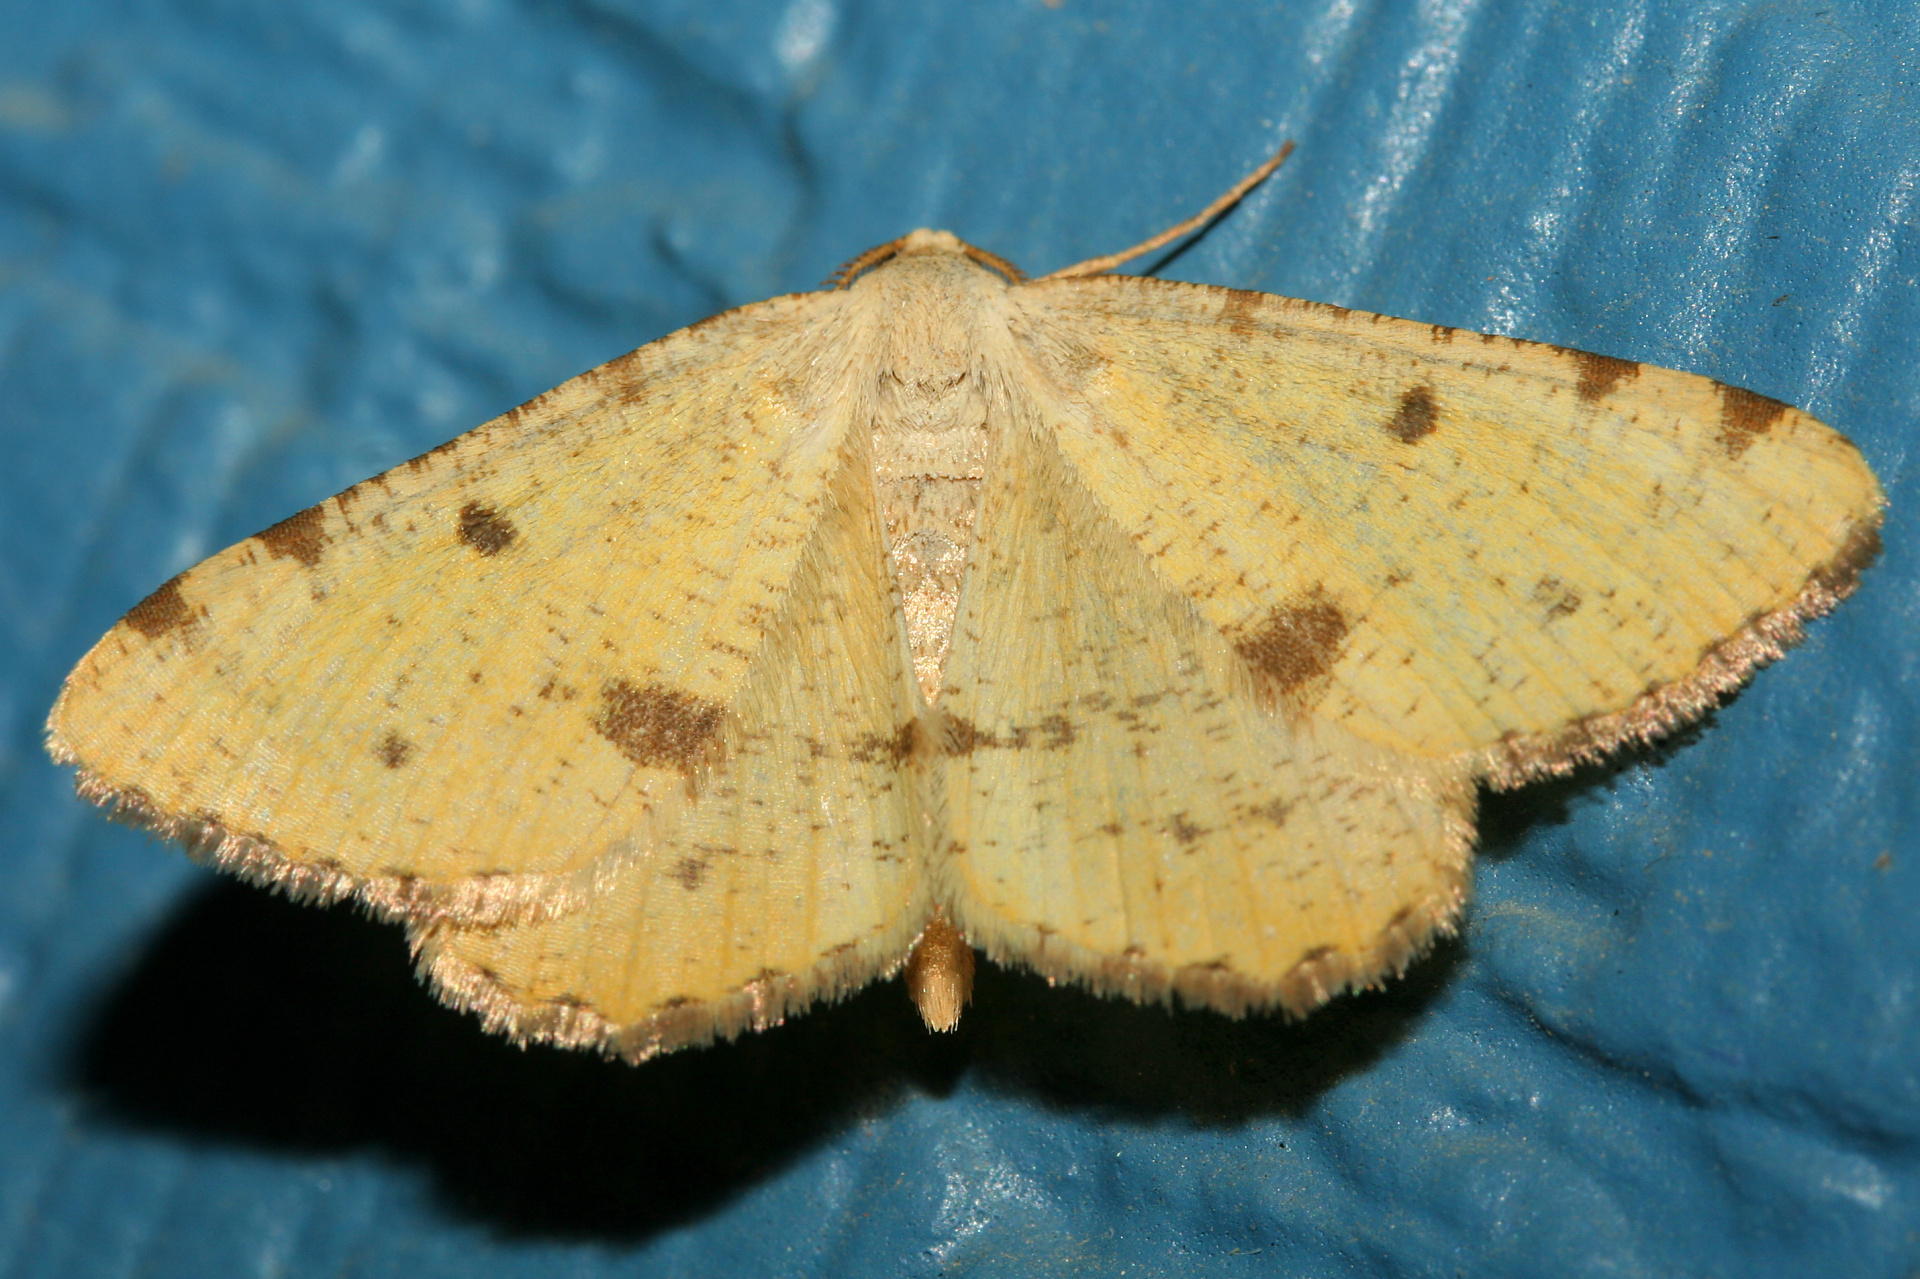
[[47, 148, 1884, 1061]]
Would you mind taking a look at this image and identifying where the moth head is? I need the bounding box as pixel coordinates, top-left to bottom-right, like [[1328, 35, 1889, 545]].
[[825, 229, 1026, 289]]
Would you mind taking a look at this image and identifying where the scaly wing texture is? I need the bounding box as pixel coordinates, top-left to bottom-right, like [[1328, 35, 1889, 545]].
[[935, 379, 1474, 1017], [47, 291, 886, 923], [1008, 277, 1884, 786], [416, 447, 930, 1059]]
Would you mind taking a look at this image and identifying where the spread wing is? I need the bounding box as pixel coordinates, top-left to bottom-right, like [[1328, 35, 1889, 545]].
[[1005, 276, 1883, 787], [932, 373, 1474, 1017], [934, 270, 1879, 1017], [47, 291, 924, 949]]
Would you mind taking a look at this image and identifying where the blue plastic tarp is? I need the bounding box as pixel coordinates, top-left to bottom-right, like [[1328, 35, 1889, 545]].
[[2, 2, 1916, 1275]]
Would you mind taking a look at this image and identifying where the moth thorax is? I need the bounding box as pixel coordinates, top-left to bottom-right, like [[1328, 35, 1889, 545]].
[[871, 361, 990, 704]]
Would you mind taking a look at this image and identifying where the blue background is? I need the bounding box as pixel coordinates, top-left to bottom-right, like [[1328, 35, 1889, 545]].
[[3, 2, 1917, 1274]]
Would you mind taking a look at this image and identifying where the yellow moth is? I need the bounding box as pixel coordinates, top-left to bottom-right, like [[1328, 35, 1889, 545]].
[[47, 147, 1883, 1062]]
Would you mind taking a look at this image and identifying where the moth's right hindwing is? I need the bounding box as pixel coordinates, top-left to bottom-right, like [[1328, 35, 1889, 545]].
[[934, 370, 1474, 1018], [418, 431, 929, 1060]]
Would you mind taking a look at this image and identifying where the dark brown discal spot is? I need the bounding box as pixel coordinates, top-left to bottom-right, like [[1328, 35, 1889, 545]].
[[1572, 350, 1640, 403], [1168, 812, 1207, 845], [255, 505, 328, 568], [595, 679, 724, 773], [1234, 587, 1351, 701], [123, 574, 195, 638], [1220, 289, 1265, 337], [1532, 575, 1583, 621], [1385, 386, 1438, 443], [458, 502, 517, 555], [1716, 383, 1790, 458], [668, 857, 708, 891], [850, 720, 921, 767], [375, 730, 413, 769]]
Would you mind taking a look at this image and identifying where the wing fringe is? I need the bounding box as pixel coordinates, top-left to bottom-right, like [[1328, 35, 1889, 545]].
[[412, 925, 915, 1063], [1475, 514, 1882, 789], [949, 782, 1474, 1024], [52, 760, 583, 926]]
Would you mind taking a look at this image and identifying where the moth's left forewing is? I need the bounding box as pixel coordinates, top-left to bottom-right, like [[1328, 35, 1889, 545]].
[[1008, 276, 1883, 783]]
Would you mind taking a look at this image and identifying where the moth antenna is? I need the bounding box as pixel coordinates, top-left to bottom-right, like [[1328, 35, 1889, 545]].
[[824, 237, 909, 289], [1037, 140, 1295, 281], [959, 243, 1026, 283]]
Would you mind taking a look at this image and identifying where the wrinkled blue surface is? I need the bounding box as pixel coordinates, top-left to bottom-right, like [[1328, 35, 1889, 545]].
[[3, 2, 1917, 1274]]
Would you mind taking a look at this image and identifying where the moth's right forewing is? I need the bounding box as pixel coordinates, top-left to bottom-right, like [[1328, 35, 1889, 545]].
[[48, 291, 873, 922]]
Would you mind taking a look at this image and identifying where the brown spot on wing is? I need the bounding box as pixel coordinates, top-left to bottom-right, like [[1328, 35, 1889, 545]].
[[1571, 350, 1640, 403], [375, 730, 414, 769], [596, 680, 725, 773], [1385, 386, 1438, 443], [932, 711, 1076, 755], [255, 505, 328, 568], [1167, 812, 1207, 845], [585, 347, 652, 403], [1032, 713, 1077, 750], [850, 720, 922, 767], [941, 713, 989, 756], [1717, 383, 1790, 458], [1235, 586, 1350, 704], [1531, 575, 1583, 622], [123, 574, 195, 639], [535, 676, 578, 701], [1246, 797, 1293, 827], [668, 857, 708, 891], [1220, 289, 1266, 338], [458, 502, 517, 556]]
